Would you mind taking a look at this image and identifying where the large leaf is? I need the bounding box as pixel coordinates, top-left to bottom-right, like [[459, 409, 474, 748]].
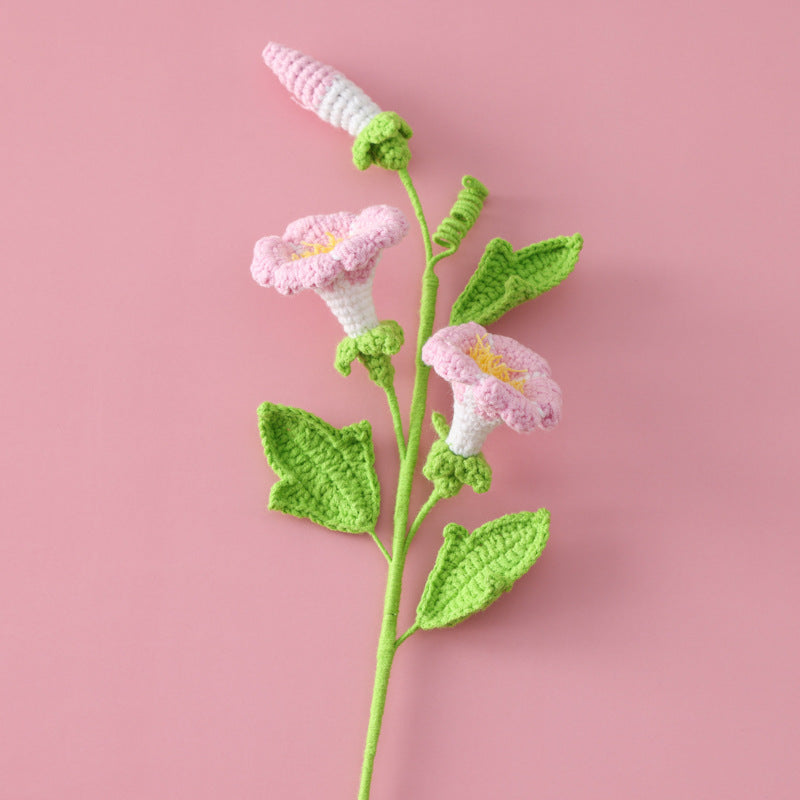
[[450, 234, 583, 326], [415, 510, 550, 630], [257, 402, 380, 534]]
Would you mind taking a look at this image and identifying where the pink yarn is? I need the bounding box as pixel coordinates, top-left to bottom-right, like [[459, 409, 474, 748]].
[[422, 322, 562, 432], [250, 205, 409, 295], [262, 43, 337, 111]]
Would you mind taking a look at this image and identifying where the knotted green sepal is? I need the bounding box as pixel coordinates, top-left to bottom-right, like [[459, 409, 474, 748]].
[[415, 509, 550, 630], [352, 112, 413, 171], [422, 412, 492, 498], [335, 320, 404, 390]]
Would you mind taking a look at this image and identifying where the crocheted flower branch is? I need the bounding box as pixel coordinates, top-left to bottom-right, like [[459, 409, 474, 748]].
[[252, 43, 582, 800]]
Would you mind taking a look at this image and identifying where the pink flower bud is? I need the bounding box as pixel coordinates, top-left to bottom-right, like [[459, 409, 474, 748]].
[[263, 43, 382, 136]]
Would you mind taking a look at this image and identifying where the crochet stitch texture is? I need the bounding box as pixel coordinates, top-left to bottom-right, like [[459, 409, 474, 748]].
[[251, 206, 408, 295], [423, 322, 562, 454], [252, 41, 582, 800], [450, 234, 583, 327], [263, 43, 381, 136], [257, 402, 380, 535], [422, 412, 492, 497], [415, 510, 551, 629], [251, 206, 409, 337]]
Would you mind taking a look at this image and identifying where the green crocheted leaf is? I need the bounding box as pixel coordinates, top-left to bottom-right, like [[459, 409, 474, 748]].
[[450, 234, 583, 326], [257, 402, 380, 534], [415, 509, 550, 630]]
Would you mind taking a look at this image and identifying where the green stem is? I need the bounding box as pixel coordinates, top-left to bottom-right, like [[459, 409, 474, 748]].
[[383, 383, 406, 460], [405, 489, 443, 552], [357, 528, 406, 800], [395, 622, 420, 648], [357, 166, 441, 800], [398, 167, 434, 264], [429, 250, 450, 270], [369, 531, 391, 563]]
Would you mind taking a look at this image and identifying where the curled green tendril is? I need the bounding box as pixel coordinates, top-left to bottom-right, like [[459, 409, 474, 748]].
[[432, 175, 489, 256], [422, 412, 492, 498], [335, 320, 404, 390], [352, 112, 413, 171]]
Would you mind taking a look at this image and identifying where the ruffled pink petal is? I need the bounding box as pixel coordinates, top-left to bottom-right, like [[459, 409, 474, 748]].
[[250, 237, 341, 295], [349, 205, 409, 247], [470, 364, 561, 432], [522, 374, 562, 429], [489, 333, 553, 378], [250, 236, 289, 287], [283, 211, 355, 244], [329, 239, 382, 284], [421, 322, 488, 385], [251, 206, 409, 295], [472, 379, 536, 431], [423, 322, 563, 433]]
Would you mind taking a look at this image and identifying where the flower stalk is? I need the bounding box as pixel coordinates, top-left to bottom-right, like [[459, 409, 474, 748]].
[[357, 166, 440, 800]]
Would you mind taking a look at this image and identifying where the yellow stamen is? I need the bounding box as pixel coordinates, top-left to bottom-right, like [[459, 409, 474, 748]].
[[468, 334, 527, 392], [290, 231, 344, 260]]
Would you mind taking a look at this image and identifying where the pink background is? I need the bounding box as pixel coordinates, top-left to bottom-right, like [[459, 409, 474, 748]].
[[2, 1, 799, 798]]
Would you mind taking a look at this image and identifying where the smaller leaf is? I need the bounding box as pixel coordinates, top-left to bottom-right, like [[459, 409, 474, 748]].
[[257, 402, 380, 534], [415, 510, 550, 630], [450, 233, 583, 326]]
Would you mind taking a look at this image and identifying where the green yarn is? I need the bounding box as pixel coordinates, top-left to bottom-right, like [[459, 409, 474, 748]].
[[415, 509, 550, 630], [335, 320, 404, 390], [358, 166, 439, 800], [352, 112, 413, 171], [450, 233, 583, 327], [432, 175, 488, 257], [257, 402, 380, 535], [422, 412, 492, 497]]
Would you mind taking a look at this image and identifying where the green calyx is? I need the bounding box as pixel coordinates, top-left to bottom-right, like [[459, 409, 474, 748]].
[[335, 320, 404, 390], [352, 112, 413, 171], [422, 412, 492, 498]]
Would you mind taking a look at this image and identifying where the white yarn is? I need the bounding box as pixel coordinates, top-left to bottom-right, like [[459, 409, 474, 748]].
[[316, 272, 379, 336], [446, 387, 501, 457], [316, 75, 381, 136]]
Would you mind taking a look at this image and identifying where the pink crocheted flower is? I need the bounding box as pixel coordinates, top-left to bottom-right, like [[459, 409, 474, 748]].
[[422, 322, 562, 457], [251, 205, 408, 336]]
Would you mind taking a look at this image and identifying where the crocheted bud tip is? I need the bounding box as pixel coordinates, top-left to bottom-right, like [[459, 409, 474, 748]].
[[352, 111, 413, 171], [262, 42, 338, 112], [263, 43, 382, 137]]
